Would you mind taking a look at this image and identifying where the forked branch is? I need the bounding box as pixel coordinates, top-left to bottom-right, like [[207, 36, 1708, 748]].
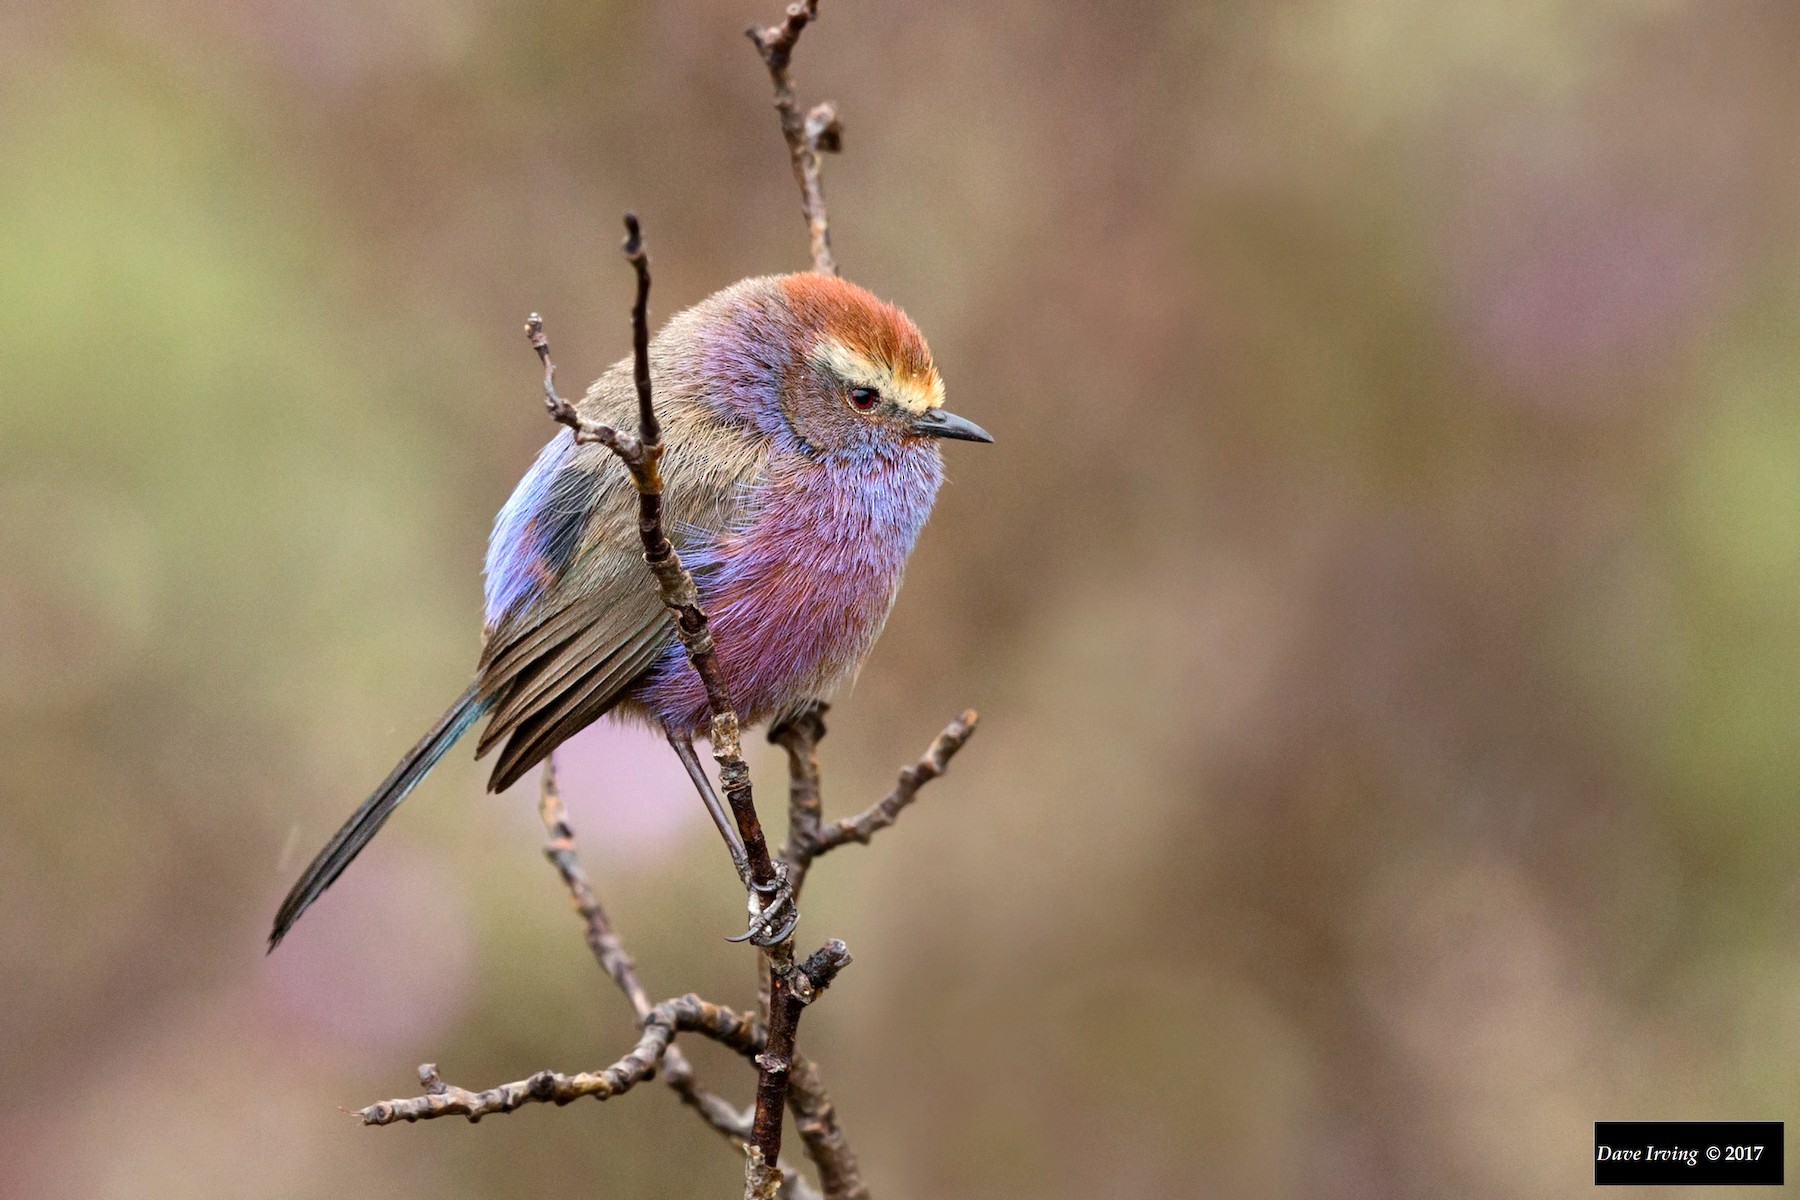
[[357, 994, 761, 1125], [804, 711, 979, 858], [539, 760, 758, 1142], [772, 707, 979, 900], [749, 1, 842, 275]]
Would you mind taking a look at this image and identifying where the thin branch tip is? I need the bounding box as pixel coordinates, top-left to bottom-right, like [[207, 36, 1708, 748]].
[[804, 102, 842, 153], [749, 0, 836, 275], [784, 712, 980, 865], [798, 939, 852, 994]]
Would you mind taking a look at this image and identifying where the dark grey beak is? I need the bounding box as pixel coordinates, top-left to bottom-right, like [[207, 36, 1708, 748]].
[[912, 407, 994, 443]]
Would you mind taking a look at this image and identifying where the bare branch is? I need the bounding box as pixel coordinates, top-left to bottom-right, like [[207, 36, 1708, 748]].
[[356, 946, 851, 1131], [764, 707, 976, 1200], [504, 165, 986, 1200], [748, 1, 840, 275], [770, 703, 829, 899], [797, 711, 979, 861], [524, 313, 647, 465], [358, 994, 761, 1126], [538, 755, 652, 1013], [748, 941, 851, 1199], [787, 1053, 868, 1200], [359, 1042, 664, 1126], [538, 758, 817, 1197], [622, 213, 658, 445]]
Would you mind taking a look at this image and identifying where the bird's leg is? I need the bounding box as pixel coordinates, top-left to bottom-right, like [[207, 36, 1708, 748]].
[[665, 726, 798, 946], [727, 865, 798, 945], [666, 727, 752, 885]]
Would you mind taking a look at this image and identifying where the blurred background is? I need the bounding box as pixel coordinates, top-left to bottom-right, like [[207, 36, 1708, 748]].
[[5, 1, 1800, 1196]]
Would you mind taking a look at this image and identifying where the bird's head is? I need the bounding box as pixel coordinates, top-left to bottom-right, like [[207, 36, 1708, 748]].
[[777, 274, 992, 455], [723, 273, 992, 457]]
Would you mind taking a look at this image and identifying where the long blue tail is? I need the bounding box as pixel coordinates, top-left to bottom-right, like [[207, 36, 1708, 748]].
[[269, 684, 488, 950]]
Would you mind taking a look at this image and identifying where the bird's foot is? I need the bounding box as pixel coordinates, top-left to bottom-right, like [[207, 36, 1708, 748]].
[[726, 865, 798, 946]]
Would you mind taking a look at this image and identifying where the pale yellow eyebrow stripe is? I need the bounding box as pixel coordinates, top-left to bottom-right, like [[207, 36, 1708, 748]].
[[810, 336, 944, 414]]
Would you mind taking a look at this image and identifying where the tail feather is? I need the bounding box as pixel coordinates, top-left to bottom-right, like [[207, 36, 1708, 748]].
[[268, 684, 488, 950]]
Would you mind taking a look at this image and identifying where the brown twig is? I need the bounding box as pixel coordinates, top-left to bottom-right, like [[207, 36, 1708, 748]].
[[763, 708, 979, 1200], [602, 217, 799, 1200], [356, 948, 851, 1124], [538, 757, 819, 1199], [770, 703, 829, 899], [748, 1, 841, 276], [358, 994, 760, 1125], [748, 943, 850, 1198], [789, 711, 979, 864], [540, 759, 726, 1123], [409, 188, 980, 1200], [538, 755, 652, 1013], [367, 7, 986, 1190], [525, 317, 647, 468], [623, 213, 658, 445], [762, 708, 862, 1198], [786, 1052, 868, 1200]]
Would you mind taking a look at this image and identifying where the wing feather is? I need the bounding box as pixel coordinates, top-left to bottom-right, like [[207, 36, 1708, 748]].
[[469, 354, 769, 787], [476, 599, 669, 757], [486, 619, 673, 791]]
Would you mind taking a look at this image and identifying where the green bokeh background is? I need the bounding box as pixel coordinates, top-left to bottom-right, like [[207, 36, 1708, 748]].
[[6, 2, 1800, 1196]]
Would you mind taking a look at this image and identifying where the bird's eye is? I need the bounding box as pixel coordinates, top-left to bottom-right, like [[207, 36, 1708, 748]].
[[848, 386, 881, 412]]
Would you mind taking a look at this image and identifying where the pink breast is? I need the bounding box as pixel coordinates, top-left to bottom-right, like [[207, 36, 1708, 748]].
[[633, 449, 939, 734]]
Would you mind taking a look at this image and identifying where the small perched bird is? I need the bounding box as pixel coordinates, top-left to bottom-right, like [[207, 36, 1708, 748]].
[[270, 273, 990, 949]]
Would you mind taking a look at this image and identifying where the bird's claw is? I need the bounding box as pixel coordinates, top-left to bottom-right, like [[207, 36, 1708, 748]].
[[726, 865, 798, 945]]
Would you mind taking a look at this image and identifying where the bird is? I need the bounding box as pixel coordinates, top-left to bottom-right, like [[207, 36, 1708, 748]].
[[269, 272, 991, 950]]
